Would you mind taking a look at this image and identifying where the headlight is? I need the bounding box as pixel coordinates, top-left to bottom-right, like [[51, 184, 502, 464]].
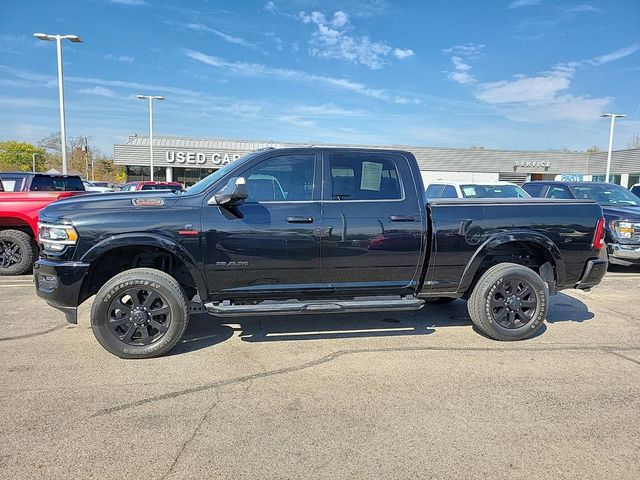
[[38, 223, 78, 251], [610, 220, 635, 239]]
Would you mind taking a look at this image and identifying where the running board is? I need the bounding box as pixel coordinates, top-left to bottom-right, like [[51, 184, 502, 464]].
[[204, 297, 425, 317]]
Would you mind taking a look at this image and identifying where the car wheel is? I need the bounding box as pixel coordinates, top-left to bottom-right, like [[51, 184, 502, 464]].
[[424, 297, 458, 304], [91, 268, 190, 359], [467, 262, 548, 341], [0, 229, 35, 276]]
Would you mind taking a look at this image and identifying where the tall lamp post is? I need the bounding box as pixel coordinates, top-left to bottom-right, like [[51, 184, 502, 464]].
[[601, 113, 626, 183], [33, 33, 83, 175], [136, 95, 164, 181]]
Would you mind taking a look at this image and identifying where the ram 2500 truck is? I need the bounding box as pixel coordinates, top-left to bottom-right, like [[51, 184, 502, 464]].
[[34, 148, 608, 358]]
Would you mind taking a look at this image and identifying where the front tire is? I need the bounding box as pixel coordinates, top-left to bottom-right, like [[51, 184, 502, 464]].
[[91, 268, 190, 359], [0, 229, 36, 276], [467, 263, 548, 341]]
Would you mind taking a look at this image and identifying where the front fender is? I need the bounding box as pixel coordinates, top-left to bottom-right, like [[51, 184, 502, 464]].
[[457, 231, 565, 294], [81, 233, 208, 299]]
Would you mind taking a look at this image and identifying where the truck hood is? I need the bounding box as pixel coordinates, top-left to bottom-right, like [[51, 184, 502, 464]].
[[602, 205, 640, 221], [39, 190, 181, 223]]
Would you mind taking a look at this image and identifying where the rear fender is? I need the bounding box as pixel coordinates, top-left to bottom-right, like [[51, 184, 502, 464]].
[[458, 231, 565, 294]]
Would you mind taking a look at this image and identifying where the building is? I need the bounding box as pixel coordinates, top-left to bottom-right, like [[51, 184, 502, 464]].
[[114, 135, 640, 188]]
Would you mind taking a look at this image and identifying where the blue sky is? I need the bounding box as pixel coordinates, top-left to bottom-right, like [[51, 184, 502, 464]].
[[1, 0, 639, 154]]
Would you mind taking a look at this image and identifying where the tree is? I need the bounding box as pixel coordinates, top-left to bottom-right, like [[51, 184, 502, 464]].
[[586, 145, 600, 153], [628, 134, 640, 149], [0, 140, 47, 172]]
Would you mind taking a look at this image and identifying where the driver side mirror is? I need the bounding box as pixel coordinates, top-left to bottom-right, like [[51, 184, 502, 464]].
[[210, 177, 248, 206]]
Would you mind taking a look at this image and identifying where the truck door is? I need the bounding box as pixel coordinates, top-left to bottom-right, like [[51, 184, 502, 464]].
[[202, 152, 322, 298], [321, 150, 424, 296]]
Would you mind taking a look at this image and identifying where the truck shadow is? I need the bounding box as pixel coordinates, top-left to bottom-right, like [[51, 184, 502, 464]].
[[171, 292, 593, 355]]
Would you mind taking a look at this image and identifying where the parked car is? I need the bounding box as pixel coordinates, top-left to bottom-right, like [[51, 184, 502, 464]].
[[82, 180, 115, 193], [0, 191, 85, 275], [630, 183, 640, 198], [425, 181, 530, 199], [0, 172, 85, 192], [523, 181, 640, 266], [120, 181, 183, 192], [35, 147, 606, 358]]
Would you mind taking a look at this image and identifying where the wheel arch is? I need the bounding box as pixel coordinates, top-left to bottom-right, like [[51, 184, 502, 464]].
[[458, 231, 565, 295], [78, 233, 207, 304]]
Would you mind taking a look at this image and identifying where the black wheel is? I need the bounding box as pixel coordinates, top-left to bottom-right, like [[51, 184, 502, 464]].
[[0, 229, 35, 276], [91, 268, 190, 359], [424, 297, 458, 304], [467, 263, 548, 341]]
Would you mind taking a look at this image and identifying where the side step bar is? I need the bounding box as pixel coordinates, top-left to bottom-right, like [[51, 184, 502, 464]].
[[204, 297, 425, 317]]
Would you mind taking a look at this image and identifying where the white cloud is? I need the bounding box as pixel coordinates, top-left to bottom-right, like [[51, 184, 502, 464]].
[[185, 50, 419, 104], [279, 115, 316, 128], [298, 10, 414, 69], [443, 47, 482, 85], [588, 43, 640, 66], [293, 104, 365, 116], [182, 23, 256, 49], [106, 54, 134, 63], [441, 43, 485, 60], [264, 1, 275, 12], [507, 0, 542, 9], [78, 86, 122, 99]]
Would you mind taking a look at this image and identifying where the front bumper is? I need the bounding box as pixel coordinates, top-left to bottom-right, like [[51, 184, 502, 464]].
[[574, 258, 608, 290], [609, 243, 640, 264], [34, 258, 90, 324]]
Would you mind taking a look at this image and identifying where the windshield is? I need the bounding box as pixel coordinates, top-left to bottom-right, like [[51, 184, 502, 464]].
[[569, 184, 640, 207], [183, 151, 263, 196], [460, 184, 530, 198]]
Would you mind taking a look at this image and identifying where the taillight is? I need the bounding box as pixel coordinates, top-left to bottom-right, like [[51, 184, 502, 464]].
[[592, 217, 606, 250]]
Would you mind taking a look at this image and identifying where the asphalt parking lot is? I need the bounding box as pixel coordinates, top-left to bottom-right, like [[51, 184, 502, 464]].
[[1, 268, 639, 480]]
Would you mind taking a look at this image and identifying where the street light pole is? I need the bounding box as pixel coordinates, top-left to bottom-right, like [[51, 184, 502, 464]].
[[601, 113, 626, 183], [136, 95, 165, 181], [32, 153, 38, 173], [33, 33, 82, 175]]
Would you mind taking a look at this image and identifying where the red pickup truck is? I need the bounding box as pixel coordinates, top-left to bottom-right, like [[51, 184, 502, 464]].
[[0, 191, 84, 275]]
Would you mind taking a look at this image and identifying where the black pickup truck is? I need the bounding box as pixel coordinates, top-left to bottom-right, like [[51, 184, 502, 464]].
[[34, 148, 607, 358]]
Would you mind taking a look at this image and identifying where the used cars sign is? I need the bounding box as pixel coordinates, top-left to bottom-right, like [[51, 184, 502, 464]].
[[165, 151, 242, 165]]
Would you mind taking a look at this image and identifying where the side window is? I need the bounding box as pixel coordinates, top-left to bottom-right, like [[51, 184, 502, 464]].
[[31, 176, 63, 191], [523, 183, 544, 197], [546, 186, 572, 199], [441, 185, 458, 198], [242, 154, 315, 202], [329, 154, 402, 201], [64, 177, 85, 191], [425, 184, 444, 198]]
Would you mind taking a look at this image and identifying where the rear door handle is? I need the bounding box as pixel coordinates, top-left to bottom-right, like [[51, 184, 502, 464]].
[[389, 215, 415, 222], [286, 216, 314, 223]]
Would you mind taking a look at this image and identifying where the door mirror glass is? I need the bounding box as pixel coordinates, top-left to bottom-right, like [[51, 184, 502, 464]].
[[211, 177, 248, 205]]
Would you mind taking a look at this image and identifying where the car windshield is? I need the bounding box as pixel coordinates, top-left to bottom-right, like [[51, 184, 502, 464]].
[[460, 184, 530, 198], [569, 184, 640, 207], [183, 151, 263, 196]]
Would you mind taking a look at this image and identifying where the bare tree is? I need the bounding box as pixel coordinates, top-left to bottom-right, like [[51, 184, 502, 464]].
[[628, 134, 640, 149]]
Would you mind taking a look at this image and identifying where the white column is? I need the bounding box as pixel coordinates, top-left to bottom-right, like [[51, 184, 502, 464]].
[[55, 35, 68, 174], [620, 174, 630, 188], [149, 97, 154, 181], [166, 166, 173, 182], [605, 115, 616, 182]]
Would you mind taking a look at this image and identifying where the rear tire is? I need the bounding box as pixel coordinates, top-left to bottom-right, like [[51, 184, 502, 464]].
[[0, 229, 35, 276], [91, 268, 190, 359], [467, 263, 548, 341]]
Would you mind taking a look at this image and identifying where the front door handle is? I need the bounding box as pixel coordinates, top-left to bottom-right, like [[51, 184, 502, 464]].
[[286, 216, 314, 223], [389, 215, 415, 222]]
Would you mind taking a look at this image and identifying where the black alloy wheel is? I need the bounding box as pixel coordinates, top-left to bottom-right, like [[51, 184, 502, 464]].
[[488, 277, 537, 329], [107, 287, 171, 346], [467, 262, 549, 341], [0, 239, 22, 270], [91, 268, 190, 359]]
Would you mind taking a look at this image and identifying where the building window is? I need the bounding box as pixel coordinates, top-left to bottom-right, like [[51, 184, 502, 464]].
[[629, 174, 640, 187], [125, 166, 164, 182], [591, 174, 621, 184]]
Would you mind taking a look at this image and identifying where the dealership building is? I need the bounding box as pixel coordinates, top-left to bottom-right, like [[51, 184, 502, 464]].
[[114, 135, 640, 188]]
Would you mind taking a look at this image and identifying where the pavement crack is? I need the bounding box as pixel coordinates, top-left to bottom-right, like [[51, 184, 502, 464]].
[[159, 391, 219, 480], [0, 323, 67, 342], [603, 348, 640, 366], [92, 344, 639, 417]]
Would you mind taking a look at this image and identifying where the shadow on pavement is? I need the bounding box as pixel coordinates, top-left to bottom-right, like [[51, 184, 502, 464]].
[[171, 292, 594, 355]]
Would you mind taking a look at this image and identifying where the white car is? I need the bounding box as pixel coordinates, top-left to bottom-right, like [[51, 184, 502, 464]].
[[82, 181, 115, 193], [425, 181, 530, 199]]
